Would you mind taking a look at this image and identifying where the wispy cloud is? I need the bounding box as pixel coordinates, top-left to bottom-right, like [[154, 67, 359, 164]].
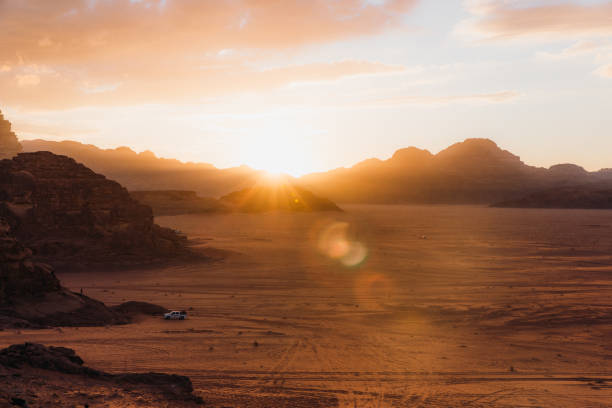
[[536, 40, 612, 60], [360, 90, 520, 107], [594, 63, 612, 78], [0, 0, 417, 109], [459, 1, 612, 41]]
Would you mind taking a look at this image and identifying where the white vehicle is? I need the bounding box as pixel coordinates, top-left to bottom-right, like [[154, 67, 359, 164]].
[[164, 310, 187, 320]]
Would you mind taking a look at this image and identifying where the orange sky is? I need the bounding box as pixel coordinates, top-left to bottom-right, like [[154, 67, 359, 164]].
[[1, 0, 611, 175]]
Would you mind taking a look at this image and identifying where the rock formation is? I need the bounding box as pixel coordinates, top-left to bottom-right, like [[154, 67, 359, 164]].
[[0, 151, 191, 269], [0, 218, 60, 306], [0, 217, 130, 328], [0, 110, 22, 159], [0, 343, 203, 406]]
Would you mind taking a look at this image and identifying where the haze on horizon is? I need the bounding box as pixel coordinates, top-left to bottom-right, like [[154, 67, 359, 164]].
[[1, 0, 611, 176]]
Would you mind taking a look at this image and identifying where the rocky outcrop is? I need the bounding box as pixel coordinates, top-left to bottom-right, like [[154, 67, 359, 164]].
[[221, 182, 342, 212], [0, 217, 132, 328], [0, 110, 21, 160], [0, 151, 191, 269], [0, 343, 203, 406], [0, 218, 60, 307]]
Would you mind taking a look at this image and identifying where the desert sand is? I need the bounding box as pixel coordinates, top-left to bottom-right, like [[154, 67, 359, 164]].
[[1, 205, 611, 407]]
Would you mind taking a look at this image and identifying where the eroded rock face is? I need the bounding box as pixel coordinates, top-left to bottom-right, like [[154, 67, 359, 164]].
[[0, 218, 60, 305], [0, 111, 22, 160], [0, 217, 132, 328], [0, 151, 188, 268]]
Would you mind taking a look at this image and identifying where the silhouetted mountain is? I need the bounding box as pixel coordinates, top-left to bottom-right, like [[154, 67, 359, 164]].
[[300, 138, 612, 204], [492, 186, 612, 209], [220, 181, 342, 212], [21, 139, 262, 197], [131, 190, 229, 216]]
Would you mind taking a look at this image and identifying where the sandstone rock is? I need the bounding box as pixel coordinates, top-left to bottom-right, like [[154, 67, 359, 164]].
[[0, 216, 130, 328], [0, 218, 60, 305], [0, 151, 191, 269], [0, 343, 202, 404], [0, 110, 22, 160]]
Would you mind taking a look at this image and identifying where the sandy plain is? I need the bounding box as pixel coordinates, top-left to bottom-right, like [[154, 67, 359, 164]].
[[1, 205, 611, 407]]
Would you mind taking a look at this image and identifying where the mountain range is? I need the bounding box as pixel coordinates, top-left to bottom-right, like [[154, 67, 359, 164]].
[[300, 139, 612, 204], [23, 138, 612, 205], [21, 139, 263, 198]]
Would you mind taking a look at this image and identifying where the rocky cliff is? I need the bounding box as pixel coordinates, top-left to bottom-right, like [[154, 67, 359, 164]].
[[0, 217, 131, 328], [0, 110, 22, 159], [0, 218, 60, 306], [0, 151, 190, 269]]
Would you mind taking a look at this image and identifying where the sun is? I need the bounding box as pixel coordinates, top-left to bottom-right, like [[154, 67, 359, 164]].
[[241, 134, 314, 177]]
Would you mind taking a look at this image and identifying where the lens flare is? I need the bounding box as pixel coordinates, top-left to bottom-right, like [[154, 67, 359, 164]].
[[317, 221, 368, 267], [353, 272, 396, 311]]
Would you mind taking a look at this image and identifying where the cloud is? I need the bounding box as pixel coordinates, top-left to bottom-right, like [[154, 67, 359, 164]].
[[0, 1, 417, 63], [361, 90, 520, 107], [536, 40, 611, 60], [0, 59, 408, 109], [16, 74, 41, 87], [0, 0, 417, 109], [460, 1, 612, 40], [595, 64, 612, 78]]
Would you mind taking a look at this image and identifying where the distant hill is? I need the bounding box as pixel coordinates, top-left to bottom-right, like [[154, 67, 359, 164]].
[[492, 187, 612, 209], [220, 182, 342, 212], [130, 190, 229, 216], [21, 139, 262, 198], [299, 139, 612, 204]]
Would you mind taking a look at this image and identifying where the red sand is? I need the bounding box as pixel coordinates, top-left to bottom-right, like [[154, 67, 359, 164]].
[[2, 205, 611, 407]]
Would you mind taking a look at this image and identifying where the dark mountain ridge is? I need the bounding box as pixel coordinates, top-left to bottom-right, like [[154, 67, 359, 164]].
[[21, 139, 262, 197], [300, 138, 612, 204]]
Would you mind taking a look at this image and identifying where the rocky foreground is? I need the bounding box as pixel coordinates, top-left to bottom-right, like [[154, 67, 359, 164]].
[[0, 343, 203, 407]]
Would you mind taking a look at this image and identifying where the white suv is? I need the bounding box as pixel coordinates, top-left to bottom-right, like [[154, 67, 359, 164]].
[[164, 310, 187, 320]]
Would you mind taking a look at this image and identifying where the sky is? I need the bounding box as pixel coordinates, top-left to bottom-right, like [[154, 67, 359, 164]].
[[1, 0, 611, 176]]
